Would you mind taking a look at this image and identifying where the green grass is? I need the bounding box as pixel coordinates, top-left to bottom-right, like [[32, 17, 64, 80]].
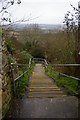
[[15, 64, 34, 98], [46, 66, 79, 96]]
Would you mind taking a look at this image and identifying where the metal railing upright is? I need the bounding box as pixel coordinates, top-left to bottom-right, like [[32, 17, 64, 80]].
[[33, 58, 80, 81], [11, 58, 32, 95], [11, 57, 80, 95], [48, 63, 80, 81]]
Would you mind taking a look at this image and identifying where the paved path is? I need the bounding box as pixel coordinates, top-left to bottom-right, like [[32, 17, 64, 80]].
[[7, 64, 78, 118]]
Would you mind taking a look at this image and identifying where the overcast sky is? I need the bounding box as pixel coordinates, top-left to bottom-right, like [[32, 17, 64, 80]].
[[0, 0, 80, 24]]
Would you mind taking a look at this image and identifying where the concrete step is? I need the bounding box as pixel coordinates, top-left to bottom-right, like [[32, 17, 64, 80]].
[[29, 89, 61, 92], [30, 85, 58, 87], [28, 94, 67, 98], [28, 64, 66, 99], [31, 84, 53, 86], [30, 86, 59, 89], [29, 91, 64, 94]]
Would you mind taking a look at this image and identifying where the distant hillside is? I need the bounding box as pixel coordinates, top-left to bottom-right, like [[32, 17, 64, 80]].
[[38, 24, 63, 30], [7, 23, 64, 31]]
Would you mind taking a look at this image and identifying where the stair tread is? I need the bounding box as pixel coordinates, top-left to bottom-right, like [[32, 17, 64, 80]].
[[28, 64, 66, 98], [28, 94, 67, 98], [30, 85, 57, 87], [29, 91, 64, 94], [29, 89, 61, 92]]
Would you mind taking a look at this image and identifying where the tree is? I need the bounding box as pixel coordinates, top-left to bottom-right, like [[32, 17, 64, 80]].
[[63, 2, 80, 77], [0, 0, 21, 25], [18, 24, 45, 58], [0, 0, 37, 28], [63, 3, 79, 63]]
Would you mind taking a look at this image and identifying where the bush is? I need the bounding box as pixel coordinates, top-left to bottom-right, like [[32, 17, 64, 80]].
[[31, 47, 45, 58], [5, 38, 15, 55]]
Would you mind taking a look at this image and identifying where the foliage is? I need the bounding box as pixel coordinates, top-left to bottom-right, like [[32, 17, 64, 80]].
[[63, 4, 79, 63], [15, 63, 34, 98], [31, 46, 45, 58], [17, 23, 79, 76], [5, 37, 15, 54], [63, 4, 78, 33], [21, 51, 33, 63], [46, 65, 79, 96], [2, 31, 5, 37], [14, 50, 33, 64], [7, 56, 14, 65], [19, 25, 45, 58]]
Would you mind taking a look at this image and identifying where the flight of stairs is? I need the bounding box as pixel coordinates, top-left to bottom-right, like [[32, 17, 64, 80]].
[[28, 64, 66, 98]]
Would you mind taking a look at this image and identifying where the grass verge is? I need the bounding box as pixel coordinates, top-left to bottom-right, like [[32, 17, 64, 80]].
[[45, 66, 79, 96], [15, 63, 34, 98]]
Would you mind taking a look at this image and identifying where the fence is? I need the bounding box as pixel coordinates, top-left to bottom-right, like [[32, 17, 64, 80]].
[[48, 64, 80, 81], [11, 57, 80, 94], [33, 58, 48, 68], [11, 58, 32, 95], [33, 58, 80, 81]]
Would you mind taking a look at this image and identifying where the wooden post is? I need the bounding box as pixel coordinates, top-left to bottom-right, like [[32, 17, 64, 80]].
[[11, 63, 16, 95]]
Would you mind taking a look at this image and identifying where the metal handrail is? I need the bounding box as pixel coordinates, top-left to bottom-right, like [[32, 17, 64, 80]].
[[11, 63, 27, 66], [11, 58, 32, 94], [14, 68, 29, 82], [11, 57, 80, 94], [59, 72, 80, 81], [48, 64, 80, 81], [33, 58, 80, 81], [51, 64, 80, 67], [51, 70, 80, 81], [33, 58, 48, 66], [16, 58, 80, 81]]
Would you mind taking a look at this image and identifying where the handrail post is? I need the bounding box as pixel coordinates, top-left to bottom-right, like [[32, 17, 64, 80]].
[[22, 66, 24, 77], [29, 58, 31, 69], [11, 63, 16, 95], [44, 59, 48, 69]]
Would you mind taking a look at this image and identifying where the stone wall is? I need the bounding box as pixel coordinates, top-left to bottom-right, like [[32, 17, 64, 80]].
[[1, 32, 13, 119], [0, 27, 2, 120], [0, 51, 2, 120], [2, 63, 12, 118]]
